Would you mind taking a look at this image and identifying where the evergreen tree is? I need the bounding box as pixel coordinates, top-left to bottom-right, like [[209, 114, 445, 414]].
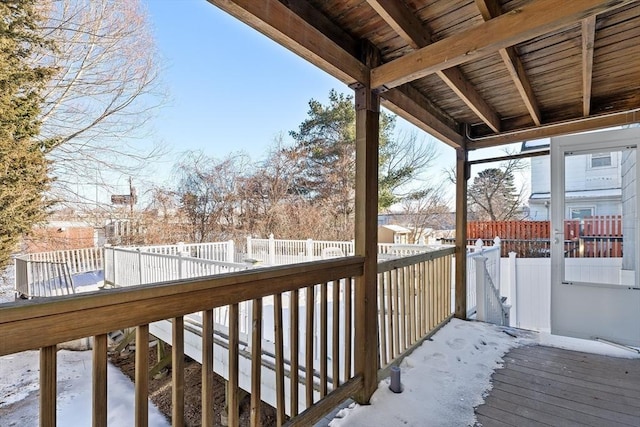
[[0, 1, 54, 269], [288, 90, 437, 239]]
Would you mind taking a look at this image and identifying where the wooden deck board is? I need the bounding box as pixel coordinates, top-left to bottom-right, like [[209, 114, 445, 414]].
[[475, 345, 640, 427]]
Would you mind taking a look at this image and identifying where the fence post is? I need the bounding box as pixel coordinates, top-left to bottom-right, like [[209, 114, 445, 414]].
[[475, 256, 487, 321], [227, 240, 235, 263], [137, 249, 143, 285], [508, 251, 517, 327], [269, 234, 276, 265], [178, 251, 188, 280], [112, 247, 118, 287], [306, 239, 314, 262], [246, 236, 253, 260], [493, 236, 501, 293], [177, 242, 185, 257], [475, 238, 484, 253]]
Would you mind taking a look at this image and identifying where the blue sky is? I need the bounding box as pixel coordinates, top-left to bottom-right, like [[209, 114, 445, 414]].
[[140, 1, 522, 201], [145, 0, 356, 161]]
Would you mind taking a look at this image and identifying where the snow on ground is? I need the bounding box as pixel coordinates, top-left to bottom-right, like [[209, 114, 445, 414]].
[[328, 318, 640, 427], [0, 350, 169, 426]]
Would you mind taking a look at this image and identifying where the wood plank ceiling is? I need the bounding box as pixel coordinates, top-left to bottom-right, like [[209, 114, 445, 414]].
[[206, 0, 640, 150]]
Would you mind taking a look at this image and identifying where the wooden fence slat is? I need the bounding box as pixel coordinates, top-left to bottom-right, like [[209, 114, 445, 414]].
[[93, 334, 108, 427]]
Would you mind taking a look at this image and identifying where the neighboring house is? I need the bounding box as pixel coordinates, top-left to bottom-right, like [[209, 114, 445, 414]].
[[25, 221, 100, 253], [524, 138, 623, 221], [378, 224, 411, 244]]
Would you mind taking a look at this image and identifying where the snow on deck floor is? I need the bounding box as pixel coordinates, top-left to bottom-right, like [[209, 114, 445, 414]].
[[327, 319, 639, 427]]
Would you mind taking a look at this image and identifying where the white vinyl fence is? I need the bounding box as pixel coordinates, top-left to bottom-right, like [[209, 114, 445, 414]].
[[103, 245, 249, 287]]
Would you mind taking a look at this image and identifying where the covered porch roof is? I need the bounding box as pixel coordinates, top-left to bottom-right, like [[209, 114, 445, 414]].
[[205, 0, 640, 150]]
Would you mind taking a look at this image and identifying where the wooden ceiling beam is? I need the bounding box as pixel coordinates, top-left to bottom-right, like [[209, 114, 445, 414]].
[[206, 0, 461, 148], [582, 15, 597, 116], [205, 0, 368, 86], [371, 0, 633, 90], [367, 0, 501, 132], [467, 109, 640, 149], [475, 0, 542, 126], [381, 85, 465, 149]]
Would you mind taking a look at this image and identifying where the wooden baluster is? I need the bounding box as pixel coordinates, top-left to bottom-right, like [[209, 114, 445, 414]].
[[201, 309, 214, 427], [274, 294, 285, 426], [228, 304, 240, 427], [377, 272, 387, 367], [173, 317, 185, 427], [93, 334, 107, 427], [332, 280, 341, 387], [135, 324, 149, 427], [290, 290, 299, 417], [305, 285, 315, 408], [392, 268, 400, 358], [386, 270, 394, 362], [251, 299, 263, 426], [344, 278, 352, 380], [320, 282, 328, 398], [40, 345, 57, 427]]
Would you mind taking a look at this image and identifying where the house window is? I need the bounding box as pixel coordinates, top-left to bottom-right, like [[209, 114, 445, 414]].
[[590, 153, 612, 168], [570, 207, 594, 220]]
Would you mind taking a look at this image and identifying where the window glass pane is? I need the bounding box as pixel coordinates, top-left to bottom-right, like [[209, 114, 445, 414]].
[[591, 153, 612, 168], [564, 149, 634, 286]]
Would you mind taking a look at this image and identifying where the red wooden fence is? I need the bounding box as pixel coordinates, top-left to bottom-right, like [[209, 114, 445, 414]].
[[457, 216, 623, 258]]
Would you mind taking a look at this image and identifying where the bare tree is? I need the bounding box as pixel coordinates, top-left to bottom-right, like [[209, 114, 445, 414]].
[[398, 185, 451, 243], [34, 0, 167, 212], [174, 151, 250, 243]]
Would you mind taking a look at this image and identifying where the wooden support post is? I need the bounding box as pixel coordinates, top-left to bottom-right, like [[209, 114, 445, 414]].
[[353, 43, 380, 403], [454, 147, 469, 319]]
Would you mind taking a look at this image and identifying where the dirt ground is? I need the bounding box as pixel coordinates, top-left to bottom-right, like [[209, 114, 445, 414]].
[[108, 342, 278, 426]]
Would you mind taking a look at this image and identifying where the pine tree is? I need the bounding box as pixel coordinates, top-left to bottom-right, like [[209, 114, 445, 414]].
[[0, 1, 54, 269]]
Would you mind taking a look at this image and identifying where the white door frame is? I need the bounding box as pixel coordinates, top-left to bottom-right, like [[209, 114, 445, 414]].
[[550, 127, 640, 346]]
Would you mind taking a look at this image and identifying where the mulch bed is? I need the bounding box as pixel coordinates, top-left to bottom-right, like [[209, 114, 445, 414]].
[[108, 341, 277, 426]]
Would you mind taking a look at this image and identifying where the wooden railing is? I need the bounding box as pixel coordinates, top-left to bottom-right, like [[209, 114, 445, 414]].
[[1, 246, 455, 426], [376, 247, 455, 369]]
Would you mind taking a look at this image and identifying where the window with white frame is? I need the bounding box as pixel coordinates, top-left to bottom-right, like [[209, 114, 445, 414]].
[[590, 152, 612, 168], [569, 207, 594, 220]]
